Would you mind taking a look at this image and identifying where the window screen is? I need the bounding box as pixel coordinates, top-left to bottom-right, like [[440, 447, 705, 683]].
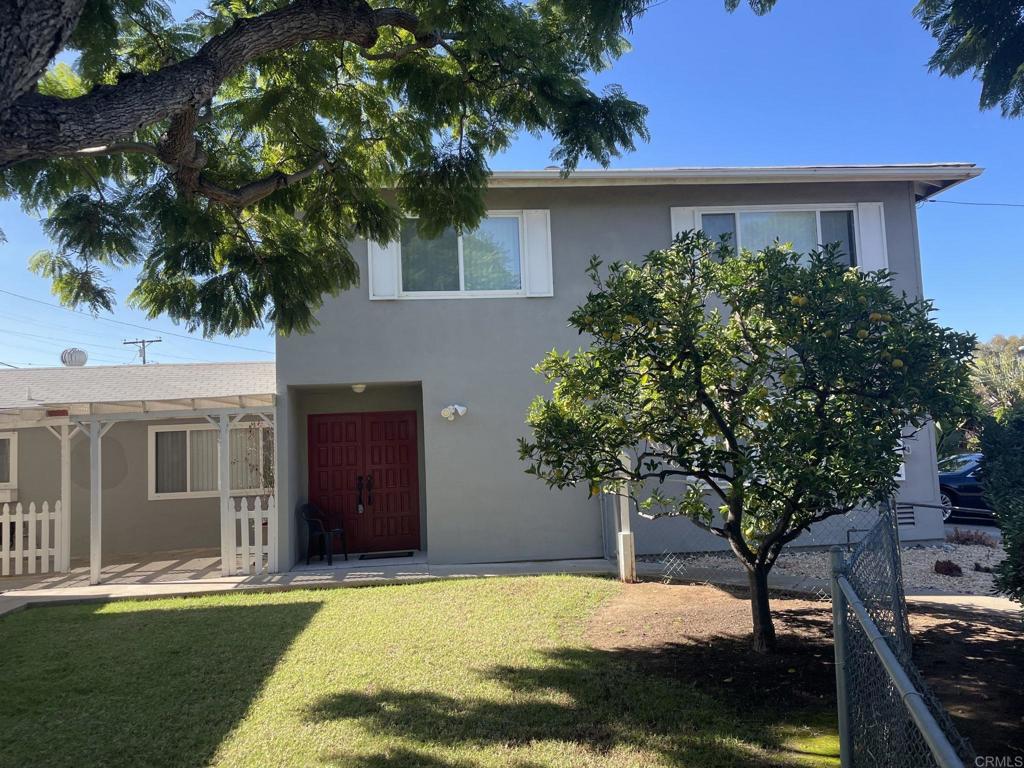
[[155, 431, 187, 494]]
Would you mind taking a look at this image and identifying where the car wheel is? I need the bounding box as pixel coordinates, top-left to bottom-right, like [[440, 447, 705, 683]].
[[940, 491, 955, 521]]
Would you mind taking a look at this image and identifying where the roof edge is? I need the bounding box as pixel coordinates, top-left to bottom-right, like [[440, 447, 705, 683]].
[[487, 164, 983, 194]]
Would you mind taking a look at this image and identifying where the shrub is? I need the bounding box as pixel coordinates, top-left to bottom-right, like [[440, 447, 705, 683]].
[[945, 527, 999, 548], [979, 408, 1024, 606]]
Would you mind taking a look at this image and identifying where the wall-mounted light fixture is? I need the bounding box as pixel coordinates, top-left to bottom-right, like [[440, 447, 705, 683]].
[[351, 384, 367, 394], [441, 404, 467, 421]]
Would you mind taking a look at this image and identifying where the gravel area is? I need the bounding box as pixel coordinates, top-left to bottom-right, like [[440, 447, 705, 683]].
[[649, 542, 1006, 596]]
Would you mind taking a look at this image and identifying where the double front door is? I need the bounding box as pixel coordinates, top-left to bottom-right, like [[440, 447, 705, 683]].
[[307, 411, 420, 553]]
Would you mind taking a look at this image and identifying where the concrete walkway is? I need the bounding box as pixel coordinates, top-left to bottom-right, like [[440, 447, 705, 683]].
[[0, 555, 616, 617], [2, 553, 1017, 617]]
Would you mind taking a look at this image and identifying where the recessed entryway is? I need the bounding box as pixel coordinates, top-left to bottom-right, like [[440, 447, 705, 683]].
[[307, 410, 421, 554]]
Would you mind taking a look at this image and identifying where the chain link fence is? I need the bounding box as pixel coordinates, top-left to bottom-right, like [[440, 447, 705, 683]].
[[830, 501, 976, 768]]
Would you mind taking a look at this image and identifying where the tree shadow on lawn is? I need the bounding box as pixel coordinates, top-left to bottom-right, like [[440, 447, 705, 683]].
[[0, 598, 322, 768], [307, 638, 839, 768], [909, 602, 1024, 757]]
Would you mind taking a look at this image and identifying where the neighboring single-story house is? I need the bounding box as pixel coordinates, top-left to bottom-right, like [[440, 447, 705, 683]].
[[0, 163, 981, 580], [0, 362, 277, 582]]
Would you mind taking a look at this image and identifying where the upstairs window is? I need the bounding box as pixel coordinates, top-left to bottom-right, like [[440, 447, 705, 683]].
[[368, 210, 553, 300], [698, 207, 858, 266], [400, 214, 525, 296]]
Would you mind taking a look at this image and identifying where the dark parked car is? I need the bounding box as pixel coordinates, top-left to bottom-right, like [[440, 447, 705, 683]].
[[937, 453, 992, 522]]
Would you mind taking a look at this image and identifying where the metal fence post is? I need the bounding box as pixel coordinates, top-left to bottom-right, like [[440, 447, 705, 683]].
[[830, 546, 853, 768]]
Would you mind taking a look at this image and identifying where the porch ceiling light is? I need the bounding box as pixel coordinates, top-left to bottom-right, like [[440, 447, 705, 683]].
[[351, 384, 367, 394], [441, 404, 467, 421]]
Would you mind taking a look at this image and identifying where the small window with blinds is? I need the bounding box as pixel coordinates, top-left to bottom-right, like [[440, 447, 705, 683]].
[[149, 424, 272, 499], [0, 432, 16, 490]]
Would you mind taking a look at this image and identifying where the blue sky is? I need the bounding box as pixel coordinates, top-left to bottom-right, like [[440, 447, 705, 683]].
[[0, 0, 1019, 367]]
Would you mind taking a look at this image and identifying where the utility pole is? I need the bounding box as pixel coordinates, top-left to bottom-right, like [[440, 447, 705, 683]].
[[123, 338, 161, 364]]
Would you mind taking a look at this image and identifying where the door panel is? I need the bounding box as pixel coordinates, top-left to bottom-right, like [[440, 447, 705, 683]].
[[362, 411, 420, 551], [307, 411, 420, 553], [308, 413, 363, 553]]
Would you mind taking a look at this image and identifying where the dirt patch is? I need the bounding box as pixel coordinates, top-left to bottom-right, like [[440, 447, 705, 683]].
[[585, 581, 837, 713], [585, 580, 1024, 757]]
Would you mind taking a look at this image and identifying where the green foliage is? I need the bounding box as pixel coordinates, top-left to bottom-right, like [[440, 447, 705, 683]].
[[520, 232, 975, 565], [915, 0, 1024, 117], [972, 334, 1024, 420], [3, 0, 779, 335], [979, 407, 1024, 606], [4, 0, 734, 335]]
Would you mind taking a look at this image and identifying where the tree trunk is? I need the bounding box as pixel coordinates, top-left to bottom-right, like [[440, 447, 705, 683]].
[[748, 565, 777, 653]]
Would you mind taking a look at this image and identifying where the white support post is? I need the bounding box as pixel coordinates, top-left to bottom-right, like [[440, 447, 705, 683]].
[[59, 425, 71, 571], [616, 452, 637, 583], [616, 490, 637, 583], [218, 416, 232, 576], [260, 411, 279, 573], [88, 420, 103, 585]]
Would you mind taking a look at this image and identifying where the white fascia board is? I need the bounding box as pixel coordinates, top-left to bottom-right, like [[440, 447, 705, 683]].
[[487, 164, 983, 195]]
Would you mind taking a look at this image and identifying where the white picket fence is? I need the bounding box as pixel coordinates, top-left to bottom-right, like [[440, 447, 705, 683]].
[[229, 496, 277, 576], [1, 501, 64, 576]]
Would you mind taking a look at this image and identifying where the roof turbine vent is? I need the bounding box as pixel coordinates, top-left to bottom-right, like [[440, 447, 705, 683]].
[[61, 348, 88, 367]]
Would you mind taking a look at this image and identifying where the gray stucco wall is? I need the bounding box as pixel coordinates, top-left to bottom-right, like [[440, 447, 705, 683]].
[[12, 418, 231, 563], [276, 180, 944, 566]]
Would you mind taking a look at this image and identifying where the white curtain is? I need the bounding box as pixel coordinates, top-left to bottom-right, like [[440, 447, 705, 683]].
[[463, 216, 522, 291], [739, 211, 818, 255]]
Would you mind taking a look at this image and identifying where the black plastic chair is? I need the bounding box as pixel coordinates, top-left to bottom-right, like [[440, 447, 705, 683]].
[[300, 503, 347, 565]]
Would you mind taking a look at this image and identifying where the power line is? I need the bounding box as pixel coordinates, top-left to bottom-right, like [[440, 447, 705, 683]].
[[0, 312, 216, 362], [926, 199, 1024, 209], [0, 361, 17, 369], [0, 287, 275, 355]]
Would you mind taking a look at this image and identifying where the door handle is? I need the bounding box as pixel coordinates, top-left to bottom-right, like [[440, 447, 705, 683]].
[[367, 474, 374, 506], [356, 475, 364, 513]]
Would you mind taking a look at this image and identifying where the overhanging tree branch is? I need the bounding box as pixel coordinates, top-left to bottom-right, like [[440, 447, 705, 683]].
[[0, 0, 386, 167], [196, 158, 327, 207]]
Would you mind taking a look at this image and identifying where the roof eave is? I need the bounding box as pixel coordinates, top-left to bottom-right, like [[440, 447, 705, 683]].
[[487, 164, 983, 193]]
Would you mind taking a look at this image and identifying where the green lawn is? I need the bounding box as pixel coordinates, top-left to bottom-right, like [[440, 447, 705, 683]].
[[0, 576, 837, 768]]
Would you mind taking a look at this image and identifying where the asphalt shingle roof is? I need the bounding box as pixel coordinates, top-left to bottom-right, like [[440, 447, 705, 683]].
[[0, 361, 276, 409]]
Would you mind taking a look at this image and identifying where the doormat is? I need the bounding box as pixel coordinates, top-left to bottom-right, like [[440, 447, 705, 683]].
[[359, 551, 415, 560]]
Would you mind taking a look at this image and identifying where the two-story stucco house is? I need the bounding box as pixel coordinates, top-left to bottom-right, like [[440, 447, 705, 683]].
[[274, 163, 982, 568], [0, 163, 981, 581]]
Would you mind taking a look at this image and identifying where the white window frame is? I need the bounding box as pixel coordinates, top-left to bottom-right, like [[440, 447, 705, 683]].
[[397, 210, 529, 299], [0, 432, 17, 491], [147, 423, 272, 501], [694, 204, 860, 265]]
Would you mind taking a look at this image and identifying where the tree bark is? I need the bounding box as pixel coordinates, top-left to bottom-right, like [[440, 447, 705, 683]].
[[748, 565, 777, 653], [0, 0, 385, 167], [0, 0, 87, 122]]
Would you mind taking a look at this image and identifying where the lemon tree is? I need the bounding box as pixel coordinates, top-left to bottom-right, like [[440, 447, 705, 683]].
[[520, 231, 974, 652]]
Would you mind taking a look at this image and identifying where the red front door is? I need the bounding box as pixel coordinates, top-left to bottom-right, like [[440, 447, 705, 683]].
[[308, 411, 420, 553]]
